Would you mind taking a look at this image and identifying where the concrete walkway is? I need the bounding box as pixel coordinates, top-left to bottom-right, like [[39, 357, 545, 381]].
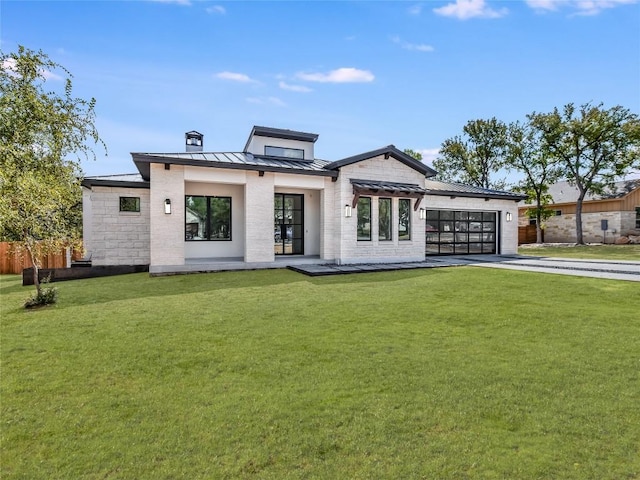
[[289, 255, 640, 282]]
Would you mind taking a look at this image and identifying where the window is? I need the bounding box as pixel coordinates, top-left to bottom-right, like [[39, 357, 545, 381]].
[[379, 198, 392, 241], [357, 197, 371, 241], [185, 195, 231, 241], [264, 146, 304, 160], [555, 210, 562, 216], [636, 207, 640, 228], [119, 197, 140, 212], [399, 199, 411, 240]]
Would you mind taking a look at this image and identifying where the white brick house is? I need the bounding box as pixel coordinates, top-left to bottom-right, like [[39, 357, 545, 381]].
[[82, 126, 525, 274]]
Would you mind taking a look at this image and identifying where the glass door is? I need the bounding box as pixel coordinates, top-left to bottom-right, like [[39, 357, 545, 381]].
[[274, 194, 304, 255]]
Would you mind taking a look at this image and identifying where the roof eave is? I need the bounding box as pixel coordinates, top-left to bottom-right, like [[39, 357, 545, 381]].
[[425, 189, 526, 201]]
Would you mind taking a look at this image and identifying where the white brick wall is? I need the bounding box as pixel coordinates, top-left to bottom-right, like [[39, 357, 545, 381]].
[[244, 172, 275, 263], [336, 155, 427, 264], [86, 186, 150, 266], [150, 163, 185, 266]]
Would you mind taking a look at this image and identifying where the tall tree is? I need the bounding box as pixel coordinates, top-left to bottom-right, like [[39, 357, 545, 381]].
[[0, 46, 104, 302], [529, 103, 640, 244], [506, 120, 562, 243], [432, 117, 509, 189]]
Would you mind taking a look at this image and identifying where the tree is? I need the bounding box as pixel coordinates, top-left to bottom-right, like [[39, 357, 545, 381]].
[[529, 103, 640, 244], [506, 120, 562, 243], [403, 148, 423, 161], [432, 117, 509, 189], [0, 46, 104, 304]]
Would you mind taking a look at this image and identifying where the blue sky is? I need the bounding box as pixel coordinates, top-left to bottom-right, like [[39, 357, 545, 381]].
[[2, 0, 639, 179]]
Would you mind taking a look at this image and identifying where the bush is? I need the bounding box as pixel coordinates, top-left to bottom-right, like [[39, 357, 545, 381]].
[[24, 278, 58, 308]]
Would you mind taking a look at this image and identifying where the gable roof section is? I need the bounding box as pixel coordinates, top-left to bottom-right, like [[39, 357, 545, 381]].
[[324, 145, 437, 178], [131, 151, 337, 181], [243, 126, 319, 152], [424, 179, 526, 201], [547, 179, 640, 205]]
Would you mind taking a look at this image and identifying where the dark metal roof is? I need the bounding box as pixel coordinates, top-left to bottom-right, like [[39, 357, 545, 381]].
[[82, 173, 149, 189], [350, 179, 427, 195], [424, 179, 526, 201], [325, 145, 437, 178], [243, 126, 319, 152], [131, 151, 337, 181]]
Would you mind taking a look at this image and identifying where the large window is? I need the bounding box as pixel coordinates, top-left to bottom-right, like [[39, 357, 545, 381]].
[[264, 146, 304, 160], [119, 197, 140, 212], [185, 195, 231, 241], [398, 199, 411, 241], [357, 197, 371, 241], [379, 198, 392, 241], [426, 209, 496, 255]]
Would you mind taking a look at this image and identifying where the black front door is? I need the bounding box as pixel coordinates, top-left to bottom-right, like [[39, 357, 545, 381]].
[[274, 193, 304, 255]]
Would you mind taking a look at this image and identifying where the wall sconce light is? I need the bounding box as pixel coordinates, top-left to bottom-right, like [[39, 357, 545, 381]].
[[419, 208, 426, 220], [505, 211, 513, 222], [344, 204, 352, 218], [164, 198, 172, 214]]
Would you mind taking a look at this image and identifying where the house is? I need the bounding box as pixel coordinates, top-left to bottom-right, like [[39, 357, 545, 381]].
[[82, 126, 525, 274], [517, 179, 640, 243]]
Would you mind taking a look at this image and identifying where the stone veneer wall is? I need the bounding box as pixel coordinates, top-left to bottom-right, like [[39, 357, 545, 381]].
[[544, 211, 625, 243], [87, 186, 150, 266]]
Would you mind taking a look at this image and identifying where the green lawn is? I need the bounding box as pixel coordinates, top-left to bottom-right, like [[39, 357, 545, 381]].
[[2, 268, 639, 479], [519, 244, 640, 261]]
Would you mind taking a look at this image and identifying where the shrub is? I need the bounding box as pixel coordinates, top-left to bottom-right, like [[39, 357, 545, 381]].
[[24, 277, 58, 308]]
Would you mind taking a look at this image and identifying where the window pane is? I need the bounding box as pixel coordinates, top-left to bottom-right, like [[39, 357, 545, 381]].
[[185, 196, 207, 240], [119, 197, 140, 212], [357, 197, 371, 241], [398, 199, 411, 240], [209, 197, 231, 240], [426, 210, 439, 221], [379, 198, 392, 241], [265, 146, 304, 159]]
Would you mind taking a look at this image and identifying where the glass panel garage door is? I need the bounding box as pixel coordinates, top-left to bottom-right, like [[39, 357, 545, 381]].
[[426, 210, 496, 255]]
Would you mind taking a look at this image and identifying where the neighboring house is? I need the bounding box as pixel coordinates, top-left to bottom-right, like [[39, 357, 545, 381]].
[[518, 179, 640, 243], [82, 126, 525, 274]]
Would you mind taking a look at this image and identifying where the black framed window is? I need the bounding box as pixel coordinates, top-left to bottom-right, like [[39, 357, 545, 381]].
[[399, 199, 411, 241], [635, 207, 640, 228], [119, 197, 140, 212], [379, 198, 392, 241], [426, 209, 496, 255], [185, 195, 231, 241], [264, 146, 304, 159], [357, 197, 371, 241]]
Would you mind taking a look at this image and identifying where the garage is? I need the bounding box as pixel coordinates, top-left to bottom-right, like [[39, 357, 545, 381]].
[[425, 209, 498, 255]]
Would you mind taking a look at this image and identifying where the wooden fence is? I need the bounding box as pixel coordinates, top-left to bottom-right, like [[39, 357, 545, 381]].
[[518, 225, 543, 245], [0, 242, 83, 275]]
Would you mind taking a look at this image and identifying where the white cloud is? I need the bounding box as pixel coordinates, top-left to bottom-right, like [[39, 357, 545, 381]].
[[206, 5, 226, 14], [2, 58, 63, 81], [296, 67, 375, 83], [418, 148, 440, 166], [246, 96, 286, 107], [215, 71, 257, 83], [433, 0, 508, 19], [526, 0, 638, 15], [390, 36, 435, 52], [279, 81, 312, 93], [408, 4, 423, 15]]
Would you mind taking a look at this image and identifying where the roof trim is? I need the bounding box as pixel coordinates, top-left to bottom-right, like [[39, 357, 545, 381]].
[[243, 125, 319, 152], [425, 187, 526, 201], [82, 178, 150, 189], [131, 153, 338, 181], [325, 145, 437, 178]]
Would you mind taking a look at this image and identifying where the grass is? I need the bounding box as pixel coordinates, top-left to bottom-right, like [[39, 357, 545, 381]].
[[2, 268, 639, 479], [519, 243, 640, 261]]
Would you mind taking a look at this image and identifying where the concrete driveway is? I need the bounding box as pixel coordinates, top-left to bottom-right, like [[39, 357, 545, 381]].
[[467, 255, 640, 282]]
